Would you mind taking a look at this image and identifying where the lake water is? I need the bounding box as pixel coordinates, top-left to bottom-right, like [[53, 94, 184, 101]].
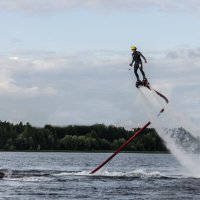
[[0, 152, 199, 199]]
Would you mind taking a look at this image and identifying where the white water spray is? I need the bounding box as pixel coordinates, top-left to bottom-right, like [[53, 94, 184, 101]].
[[139, 88, 200, 177]]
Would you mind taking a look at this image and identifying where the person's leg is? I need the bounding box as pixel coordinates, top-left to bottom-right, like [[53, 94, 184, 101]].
[[134, 64, 140, 81], [139, 63, 146, 79]]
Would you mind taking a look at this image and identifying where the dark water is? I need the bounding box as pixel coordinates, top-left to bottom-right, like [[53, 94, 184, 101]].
[[0, 152, 199, 199]]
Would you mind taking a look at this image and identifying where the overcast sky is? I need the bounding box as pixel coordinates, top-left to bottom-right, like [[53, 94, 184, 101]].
[[0, 0, 199, 127]]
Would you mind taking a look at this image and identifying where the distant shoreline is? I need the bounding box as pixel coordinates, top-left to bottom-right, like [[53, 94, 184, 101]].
[[0, 122, 168, 152]]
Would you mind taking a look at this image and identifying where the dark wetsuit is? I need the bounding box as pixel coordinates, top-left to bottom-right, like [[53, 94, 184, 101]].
[[130, 51, 147, 81]]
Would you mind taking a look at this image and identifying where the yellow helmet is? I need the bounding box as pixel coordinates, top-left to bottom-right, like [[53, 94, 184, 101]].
[[131, 45, 137, 50]]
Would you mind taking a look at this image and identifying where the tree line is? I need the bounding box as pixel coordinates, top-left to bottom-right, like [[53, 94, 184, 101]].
[[0, 121, 168, 152]]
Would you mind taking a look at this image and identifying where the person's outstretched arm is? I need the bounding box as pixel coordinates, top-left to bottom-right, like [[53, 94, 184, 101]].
[[140, 52, 147, 63]]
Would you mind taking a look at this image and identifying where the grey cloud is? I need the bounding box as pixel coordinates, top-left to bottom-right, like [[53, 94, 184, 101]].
[[165, 48, 200, 60], [13, 49, 57, 57], [0, 0, 200, 13], [0, 50, 141, 125], [188, 49, 200, 58], [10, 38, 24, 44], [166, 51, 179, 59]]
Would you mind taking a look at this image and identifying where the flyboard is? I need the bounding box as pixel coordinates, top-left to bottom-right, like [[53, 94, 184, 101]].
[[90, 79, 168, 174], [136, 79, 168, 103]]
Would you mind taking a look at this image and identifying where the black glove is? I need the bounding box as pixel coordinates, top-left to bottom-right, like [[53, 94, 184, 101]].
[[129, 63, 132, 67]]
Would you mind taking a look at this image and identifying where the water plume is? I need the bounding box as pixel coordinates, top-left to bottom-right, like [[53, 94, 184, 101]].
[[139, 88, 200, 177]]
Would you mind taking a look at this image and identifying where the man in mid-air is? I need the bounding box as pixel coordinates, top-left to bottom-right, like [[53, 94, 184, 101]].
[[129, 46, 147, 85]]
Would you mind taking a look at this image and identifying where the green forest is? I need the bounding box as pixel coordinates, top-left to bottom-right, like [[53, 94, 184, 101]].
[[0, 121, 168, 152]]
